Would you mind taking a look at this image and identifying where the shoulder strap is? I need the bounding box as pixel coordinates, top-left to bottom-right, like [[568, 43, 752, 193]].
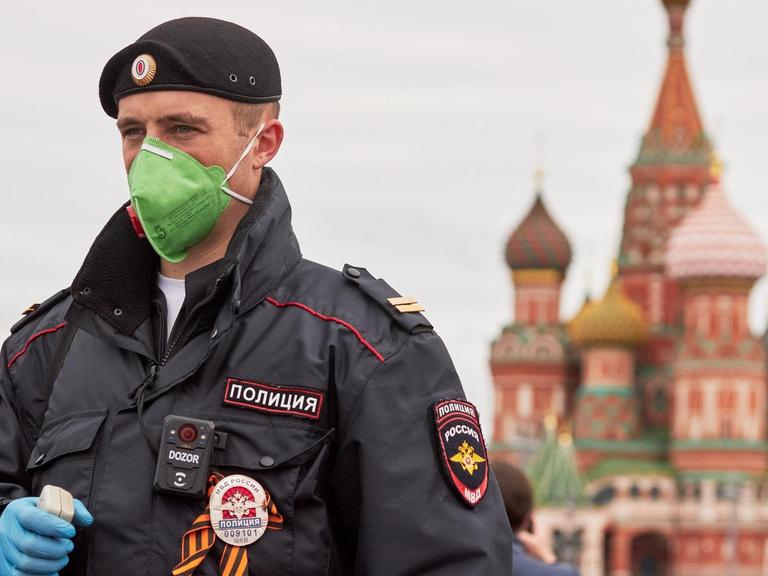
[[341, 264, 433, 334], [42, 323, 77, 411], [10, 289, 70, 334]]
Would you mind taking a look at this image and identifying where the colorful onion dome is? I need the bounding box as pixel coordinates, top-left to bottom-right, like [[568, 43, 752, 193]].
[[666, 184, 767, 281], [569, 278, 648, 348], [506, 193, 572, 271]]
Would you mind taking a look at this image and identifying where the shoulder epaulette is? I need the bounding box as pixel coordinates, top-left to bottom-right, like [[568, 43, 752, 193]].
[[342, 264, 433, 335], [10, 289, 71, 335]]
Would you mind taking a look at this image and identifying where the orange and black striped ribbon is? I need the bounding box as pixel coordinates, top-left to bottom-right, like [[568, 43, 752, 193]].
[[172, 473, 284, 576]]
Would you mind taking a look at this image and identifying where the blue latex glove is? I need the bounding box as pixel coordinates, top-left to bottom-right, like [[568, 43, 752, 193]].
[[0, 497, 93, 576]]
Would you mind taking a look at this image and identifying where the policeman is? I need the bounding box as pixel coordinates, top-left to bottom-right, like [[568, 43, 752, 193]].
[[0, 17, 512, 575]]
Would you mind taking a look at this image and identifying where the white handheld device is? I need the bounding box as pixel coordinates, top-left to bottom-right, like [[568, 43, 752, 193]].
[[37, 485, 75, 523]]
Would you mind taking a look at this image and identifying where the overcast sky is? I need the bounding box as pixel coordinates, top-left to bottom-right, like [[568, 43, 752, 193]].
[[1, 0, 767, 434]]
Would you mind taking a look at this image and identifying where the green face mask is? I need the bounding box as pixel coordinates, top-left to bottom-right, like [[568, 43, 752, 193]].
[[127, 126, 262, 262]]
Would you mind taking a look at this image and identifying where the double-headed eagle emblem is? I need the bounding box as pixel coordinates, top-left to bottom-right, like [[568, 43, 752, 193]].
[[216, 490, 258, 519], [449, 441, 486, 475]]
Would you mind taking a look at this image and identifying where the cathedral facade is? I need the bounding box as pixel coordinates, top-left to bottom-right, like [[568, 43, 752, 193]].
[[490, 1, 768, 575]]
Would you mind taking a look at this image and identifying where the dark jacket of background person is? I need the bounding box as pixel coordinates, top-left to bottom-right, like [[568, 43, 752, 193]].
[[512, 535, 579, 576]]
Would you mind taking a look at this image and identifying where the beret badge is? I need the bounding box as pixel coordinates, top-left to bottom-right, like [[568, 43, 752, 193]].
[[131, 54, 157, 87]]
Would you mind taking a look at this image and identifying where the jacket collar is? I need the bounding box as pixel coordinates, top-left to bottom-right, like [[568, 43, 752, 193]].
[[70, 167, 302, 336]]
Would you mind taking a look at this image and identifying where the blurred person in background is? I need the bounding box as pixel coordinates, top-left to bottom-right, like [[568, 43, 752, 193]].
[[493, 461, 579, 576]]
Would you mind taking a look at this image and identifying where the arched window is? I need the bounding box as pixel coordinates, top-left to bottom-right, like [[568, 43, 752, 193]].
[[593, 485, 616, 505]]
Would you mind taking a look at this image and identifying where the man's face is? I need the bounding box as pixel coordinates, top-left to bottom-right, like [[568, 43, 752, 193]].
[[116, 90, 252, 178]]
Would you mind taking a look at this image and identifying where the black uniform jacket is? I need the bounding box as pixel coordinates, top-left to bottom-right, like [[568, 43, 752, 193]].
[[0, 169, 512, 575]]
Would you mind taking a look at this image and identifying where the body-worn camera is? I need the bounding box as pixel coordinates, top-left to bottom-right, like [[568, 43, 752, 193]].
[[153, 416, 215, 498]]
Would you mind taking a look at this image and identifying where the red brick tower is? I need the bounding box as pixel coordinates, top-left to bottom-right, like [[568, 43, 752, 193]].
[[570, 274, 649, 469], [618, 0, 715, 434], [490, 182, 576, 457], [663, 163, 768, 575], [667, 167, 768, 473]]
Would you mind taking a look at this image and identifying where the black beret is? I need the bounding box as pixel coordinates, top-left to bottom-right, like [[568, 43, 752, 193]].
[[99, 17, 281, 118]]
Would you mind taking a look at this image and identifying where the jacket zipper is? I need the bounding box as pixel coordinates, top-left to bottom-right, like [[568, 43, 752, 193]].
[[160, 274, 225, 366], [142, 272, 228, 405]]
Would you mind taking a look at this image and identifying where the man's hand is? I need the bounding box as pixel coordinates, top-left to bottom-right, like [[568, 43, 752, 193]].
[[517, 529, 558, 565], [0, 497, 93, 575]]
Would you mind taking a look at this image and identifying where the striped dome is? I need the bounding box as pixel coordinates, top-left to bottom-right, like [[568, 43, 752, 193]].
[[667, 185, 767, 280], [569, 279, 648, 348], [506, 193, 572, 271]]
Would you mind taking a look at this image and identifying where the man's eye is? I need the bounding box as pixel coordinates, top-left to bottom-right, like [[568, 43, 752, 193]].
[[171, 125, 195, 134]]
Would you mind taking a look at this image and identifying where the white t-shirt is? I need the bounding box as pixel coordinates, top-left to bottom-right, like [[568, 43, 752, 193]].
[[157, 272, 186, 339]]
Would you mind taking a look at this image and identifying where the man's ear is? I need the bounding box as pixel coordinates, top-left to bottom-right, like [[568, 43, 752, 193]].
[[520, 512, 534, 533], [252, 119, 284, 169]]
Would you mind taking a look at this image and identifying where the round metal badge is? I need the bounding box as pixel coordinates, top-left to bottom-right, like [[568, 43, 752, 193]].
[[209, 474, 268, 546], [131, 54, 157, 86]]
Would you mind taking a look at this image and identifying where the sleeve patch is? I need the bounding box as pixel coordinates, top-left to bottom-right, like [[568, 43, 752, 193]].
[[432, 399, 489, 507]]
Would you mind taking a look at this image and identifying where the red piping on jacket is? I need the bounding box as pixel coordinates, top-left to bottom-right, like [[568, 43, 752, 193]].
[[265, 297, 385, 363], [7, 322, 68, 369]]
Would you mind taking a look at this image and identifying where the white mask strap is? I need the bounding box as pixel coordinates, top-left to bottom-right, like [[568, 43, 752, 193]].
[[221, 122, 266, 206], [225, 122, 265, 181], [220, 186, 255, 205]]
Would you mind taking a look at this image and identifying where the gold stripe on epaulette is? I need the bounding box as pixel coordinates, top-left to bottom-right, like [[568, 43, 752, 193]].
[[387, 297, 425, 314], [22, 303, 40, 316], [388, 296, 417, 306], [396, 303, 425, 313]]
